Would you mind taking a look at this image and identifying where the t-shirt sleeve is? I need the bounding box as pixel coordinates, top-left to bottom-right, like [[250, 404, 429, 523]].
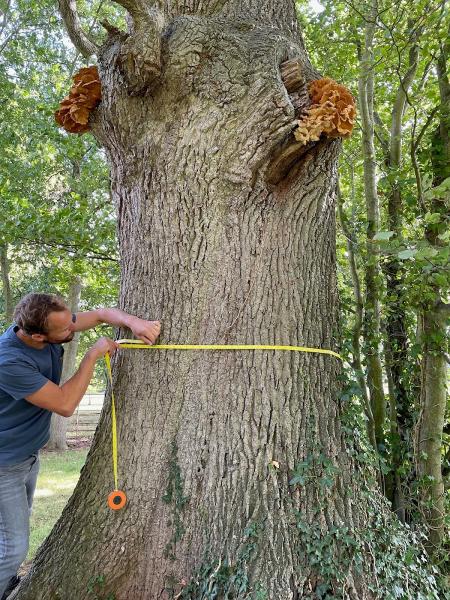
[[0, 359, 49, 401]]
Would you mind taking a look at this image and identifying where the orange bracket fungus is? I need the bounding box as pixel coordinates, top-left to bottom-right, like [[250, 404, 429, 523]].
[[294, 77, 356, 145], [266, 66, 356, 186], [55, 66, 101, 134]]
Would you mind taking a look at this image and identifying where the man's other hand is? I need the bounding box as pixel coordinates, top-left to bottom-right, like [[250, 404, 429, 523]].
[[90, 337, 120, 360], [129, 319, 161, 345]]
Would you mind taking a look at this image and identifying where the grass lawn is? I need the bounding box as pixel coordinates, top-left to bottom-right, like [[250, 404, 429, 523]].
[[28, 447, 88, 561]]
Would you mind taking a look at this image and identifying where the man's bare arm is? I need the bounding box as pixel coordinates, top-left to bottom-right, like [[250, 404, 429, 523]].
[[72, 308, 161, 345], [25, 337, 119, 417]]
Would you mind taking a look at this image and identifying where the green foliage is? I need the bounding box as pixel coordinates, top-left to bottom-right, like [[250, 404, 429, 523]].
[[0, 0, 120, 382], [291, 497, 446, 600], [282, 379, 445, 599], [337, 374, 449, 599], [289, 452, 340, 489], [179, 522, 267, 600], [299, 0, 449, 578]]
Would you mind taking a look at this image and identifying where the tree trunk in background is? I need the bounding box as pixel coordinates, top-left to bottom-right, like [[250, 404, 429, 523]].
[[13, 2, 438, 598], [414, 30, 450, 553], [0, 243, 13, 322], [357, 0, 386, 457], [381, 20, 422, 524], [416, 308, 448, 553], [47, 277, 82, 451], [336, 183, 375, 449]]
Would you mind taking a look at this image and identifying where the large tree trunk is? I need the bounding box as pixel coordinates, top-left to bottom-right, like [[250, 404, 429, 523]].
[[47, 277, 82, 451], [13, 2, 438, 599]]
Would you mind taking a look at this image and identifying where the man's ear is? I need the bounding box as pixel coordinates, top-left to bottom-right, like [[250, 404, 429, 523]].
[[31, 333, 46, 342]]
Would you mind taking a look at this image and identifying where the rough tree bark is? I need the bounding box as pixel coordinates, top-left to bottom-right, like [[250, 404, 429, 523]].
[[47, 276, 82, 451], [12, 1, 439, 599]]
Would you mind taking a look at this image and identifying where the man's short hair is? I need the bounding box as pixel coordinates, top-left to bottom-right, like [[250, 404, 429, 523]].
[[13, 293, 68, 335]]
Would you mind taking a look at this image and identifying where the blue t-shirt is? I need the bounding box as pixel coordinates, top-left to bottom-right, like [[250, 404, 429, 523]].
[[0, 325, 64, 465]]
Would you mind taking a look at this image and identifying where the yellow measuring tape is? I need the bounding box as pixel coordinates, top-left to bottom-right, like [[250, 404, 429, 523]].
[[104, 340, 343, 510]]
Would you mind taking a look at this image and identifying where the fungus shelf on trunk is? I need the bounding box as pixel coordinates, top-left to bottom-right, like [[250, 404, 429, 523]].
[[266, 64, 356, 186]]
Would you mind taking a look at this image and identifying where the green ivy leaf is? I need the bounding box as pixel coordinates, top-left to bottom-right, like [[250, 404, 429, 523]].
[[424, 212, 442, 225], [373, 231, 395, 241], [397, 249, 417, 260]]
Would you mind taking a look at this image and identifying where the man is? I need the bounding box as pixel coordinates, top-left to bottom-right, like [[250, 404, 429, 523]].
[[0, 293, 161, 599]]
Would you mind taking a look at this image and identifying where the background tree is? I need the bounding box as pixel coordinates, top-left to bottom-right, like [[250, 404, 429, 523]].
[[298, 0, 449, 573], [0, 0, 120, 386], [414, 19, 450, 555], [47, 275, 82, 451]]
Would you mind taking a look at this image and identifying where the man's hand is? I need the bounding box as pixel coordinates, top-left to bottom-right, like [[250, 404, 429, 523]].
[[129, 318, 161, 345], [89, 337, 120, 360]]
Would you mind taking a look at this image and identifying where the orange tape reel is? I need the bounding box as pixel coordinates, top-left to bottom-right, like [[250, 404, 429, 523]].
[[108, 490, 127, 510]]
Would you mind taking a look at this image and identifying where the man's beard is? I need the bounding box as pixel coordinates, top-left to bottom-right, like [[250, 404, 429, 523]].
[[46, 332, 75, 344], [61, 333, 75, 343]]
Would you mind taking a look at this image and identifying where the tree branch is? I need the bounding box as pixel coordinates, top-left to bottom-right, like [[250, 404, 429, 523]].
[[58, 0, 99, 58], [114, 4, 166, 94], [436, 302, 450, 318], [112, 0, 150, 26], [16, 236, 118, 262], [100, 19, 124, 37], [373, 111, 389, 152], [412, 105, 440, 151]]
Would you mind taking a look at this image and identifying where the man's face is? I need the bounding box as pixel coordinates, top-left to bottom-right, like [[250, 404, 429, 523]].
[[41, 309, 75, 344]]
